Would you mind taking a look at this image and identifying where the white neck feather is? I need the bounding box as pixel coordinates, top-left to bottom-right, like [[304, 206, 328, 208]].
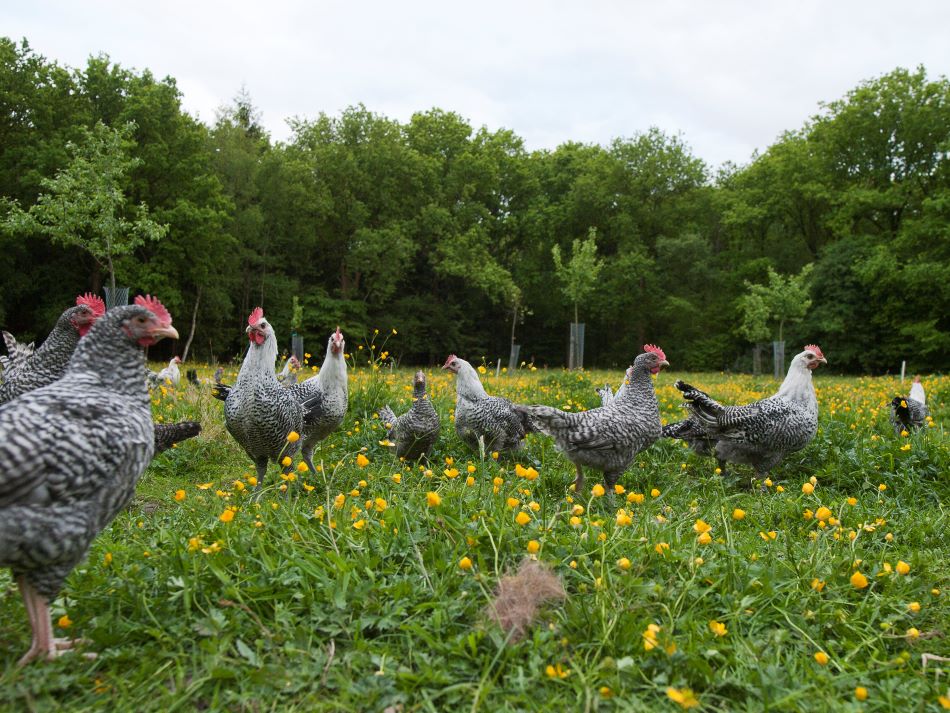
[[237, 333, 278, 384], [455, 360, 488, 399], [775, 356, 817, 407], [317, 343, 348, 389]]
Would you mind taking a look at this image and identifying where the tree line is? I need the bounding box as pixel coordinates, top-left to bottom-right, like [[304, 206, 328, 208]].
[[1, 37, 947, 372]]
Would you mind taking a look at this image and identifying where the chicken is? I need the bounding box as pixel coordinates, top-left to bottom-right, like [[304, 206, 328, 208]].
[[379, 371, 441, 459], [154, 421, 202, 453], [0, 293, 105, 405], [287, 329, 348, 474], [0, 331, 34, 373], [661, 416, 722, 469], [443, 355, 536, 454], [0, 295, 178, 666], [277, 355, 301, 385], [597, 378, 626, 407], [222, 307, 304, 484], [148, 356, 182, 386], [667, 345, 827, 482], [514, 346, 668, 492], [890, 377, 929, 434]]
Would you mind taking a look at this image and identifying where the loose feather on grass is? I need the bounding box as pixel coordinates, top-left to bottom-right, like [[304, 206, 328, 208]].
[[484, 558, 566, 641]]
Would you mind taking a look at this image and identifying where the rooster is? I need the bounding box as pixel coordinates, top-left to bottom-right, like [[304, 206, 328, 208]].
[[379, 371, 441, 459], [890, 377, 929, 434], [666, 345, 827, 482], [514, 346, 668, 492], [287, 329, 348, 474], [0, 293, 105, 405], [443, 355, 535, 454], [0, 295, 178, 666], [222, 308, 303, 484]]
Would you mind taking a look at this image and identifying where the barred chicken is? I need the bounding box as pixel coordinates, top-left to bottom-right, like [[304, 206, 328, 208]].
[[666, 345, 827, 482], [890, 377, 929, 434], [514, 346, 668, 492], [0, 293, 105, 405], [148, 356, 182, 386], [443, 355, 535, 454], [288, 329, 348, 474], [0, 296, 177, 666], [379, 371, 440, 459], [222, 308, 303, 484]]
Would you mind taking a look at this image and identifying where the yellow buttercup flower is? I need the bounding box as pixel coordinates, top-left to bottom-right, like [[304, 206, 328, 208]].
[[515, 512, 531, 526], [802, 482, 814, 494], [426, 491, 442, 507], [219, 509, 235, 523], [356, 454, 370, 467], [459, 556, 472, 570], [666, 687, 699, 709], [617, 557, 631, 570], [174, 489, 186, 502], [814, 651, 829, 665], [591, 484, 605, 497], [709, 620, 727, 637], [732, 508, 746, 520], [57, 615, 73, 629], [286, 431, 300, 442], [896, 560, 910, 575], [526, 540, 540, 554], [855, 687, 868, 701], [851, 570, 869, 589]]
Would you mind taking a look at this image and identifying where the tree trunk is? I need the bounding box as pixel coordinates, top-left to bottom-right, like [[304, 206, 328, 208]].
[[182, 285, 202, 362], [107, 253, 116, 291]]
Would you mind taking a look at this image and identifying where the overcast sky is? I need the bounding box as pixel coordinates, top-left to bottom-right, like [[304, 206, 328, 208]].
[[5, 1, 950, 168]]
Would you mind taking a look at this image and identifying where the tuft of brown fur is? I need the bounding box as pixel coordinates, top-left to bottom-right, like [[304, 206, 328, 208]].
[[484, 558, 567, 641]]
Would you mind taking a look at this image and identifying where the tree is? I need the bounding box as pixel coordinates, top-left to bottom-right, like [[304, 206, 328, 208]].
[[2, 120, 166, 291], [552, 228, 604, 328], [552, 228, 604, 367], [738, 265, 814, 343]]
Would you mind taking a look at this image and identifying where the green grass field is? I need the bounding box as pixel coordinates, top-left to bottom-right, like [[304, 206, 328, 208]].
[[1, 364, 948, 712]]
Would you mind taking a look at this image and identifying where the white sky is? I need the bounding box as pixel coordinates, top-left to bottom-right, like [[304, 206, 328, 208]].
[[4, 1, 950, 168]]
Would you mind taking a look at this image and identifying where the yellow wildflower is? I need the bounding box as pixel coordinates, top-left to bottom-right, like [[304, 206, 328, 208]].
[[426, 491, 441, 507], [174, 489, 186, 502], [356, 454, 370, 467]]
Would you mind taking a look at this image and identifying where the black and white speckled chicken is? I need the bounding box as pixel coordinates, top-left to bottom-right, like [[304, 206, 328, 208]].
[[379, 371, 441, 459], [443, 355, 536, 454], [222, 308, 303, 484], [890, 377, 929, 434], [287, 328, 348, 474], [0, 295, 178, 666], [667, 345, 827, 481], [0, 293, 105, 405], [514, 346, 668, 492]]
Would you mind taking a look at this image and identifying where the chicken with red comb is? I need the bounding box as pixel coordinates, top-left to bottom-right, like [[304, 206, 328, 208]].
[[515, 346, 669, 493], [0, 299, 178, 664], [0, 293, 107, 405], [665, 345, 828, 484]]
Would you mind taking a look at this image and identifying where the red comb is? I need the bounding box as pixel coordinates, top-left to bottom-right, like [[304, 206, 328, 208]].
[[443, 354, 457, 368], [134, 294, 172, 326], [76, 292, 105, 317], [248, 307, 264, 326], [643, 344, 666, 361], [804, 344, 824, 359], [334, 326, 343, 339]]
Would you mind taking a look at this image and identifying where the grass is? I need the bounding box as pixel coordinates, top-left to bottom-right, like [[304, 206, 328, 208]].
[[1, 362, 948, 712]]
